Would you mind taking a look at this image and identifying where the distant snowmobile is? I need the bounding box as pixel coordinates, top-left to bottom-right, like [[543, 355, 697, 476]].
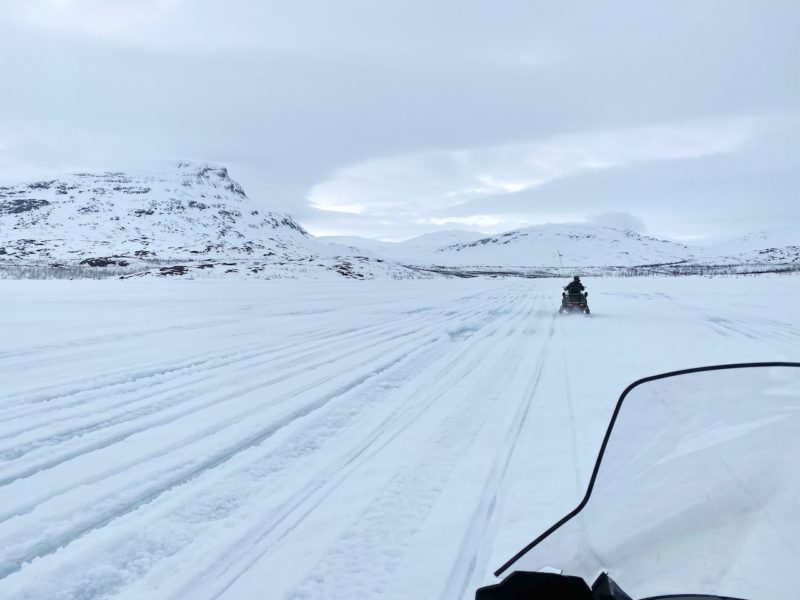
[[476, 362, 800, 600], [559, 276, 590, 315]]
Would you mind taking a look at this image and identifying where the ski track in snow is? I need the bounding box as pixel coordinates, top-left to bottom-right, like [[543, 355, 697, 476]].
[[0, 277, 798, 599]]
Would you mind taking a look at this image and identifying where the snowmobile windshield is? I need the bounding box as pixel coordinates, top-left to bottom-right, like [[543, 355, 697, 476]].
[[500, 363, 800, 600]]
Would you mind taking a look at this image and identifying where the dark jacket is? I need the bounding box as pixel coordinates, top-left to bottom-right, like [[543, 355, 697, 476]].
[[564, 280, 585, 294]]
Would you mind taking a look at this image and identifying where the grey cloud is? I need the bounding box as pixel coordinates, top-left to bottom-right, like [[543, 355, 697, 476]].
[[1, 1, 798, 240], [586, 213, 646, 233]]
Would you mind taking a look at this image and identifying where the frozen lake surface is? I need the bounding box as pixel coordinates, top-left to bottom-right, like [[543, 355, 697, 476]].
[[1, 276, 799, 599]]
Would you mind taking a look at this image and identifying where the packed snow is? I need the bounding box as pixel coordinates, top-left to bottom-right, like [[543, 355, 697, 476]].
[[1, 275, 799, 599]]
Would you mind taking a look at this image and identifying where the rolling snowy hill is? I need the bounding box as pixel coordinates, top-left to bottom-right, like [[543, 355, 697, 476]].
[[326, 224, 799, 275], [0, 163, 419, 279], [427, 224, 696, 267], [704, 227, 800, 265]]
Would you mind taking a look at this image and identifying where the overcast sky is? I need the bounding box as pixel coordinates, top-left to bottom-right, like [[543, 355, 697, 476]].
[[1, 1, 798, 241]]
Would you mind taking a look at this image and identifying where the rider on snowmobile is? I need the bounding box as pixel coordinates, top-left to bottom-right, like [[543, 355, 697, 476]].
[[561, 276, 588, 311], [564, 275, 585, 295]]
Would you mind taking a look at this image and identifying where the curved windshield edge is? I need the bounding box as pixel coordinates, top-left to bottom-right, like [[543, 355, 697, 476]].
[[494, 361, 800, 578]]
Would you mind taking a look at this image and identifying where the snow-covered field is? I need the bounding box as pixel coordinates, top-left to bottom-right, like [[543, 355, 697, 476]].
[[1, 276, 799, 599]]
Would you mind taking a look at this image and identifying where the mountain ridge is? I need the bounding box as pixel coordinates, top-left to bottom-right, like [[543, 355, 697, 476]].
[[0, 162, 421, 279], [2, 164, 797, 278], [324, 223, 799, 270]]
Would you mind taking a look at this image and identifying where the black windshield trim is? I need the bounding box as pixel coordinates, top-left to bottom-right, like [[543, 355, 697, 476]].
[[639, 595, 749, 600], [494, 361, 800, 577]]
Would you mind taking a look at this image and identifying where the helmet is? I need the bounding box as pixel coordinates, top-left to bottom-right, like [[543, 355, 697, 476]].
[[573, 275, 580, 281]]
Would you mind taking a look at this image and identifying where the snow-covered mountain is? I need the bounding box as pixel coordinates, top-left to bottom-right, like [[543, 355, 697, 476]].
[[2, 163, 796, 279], [427, 224, 696, 267], [0, 162, 307, 260], [329, 224, 697, 268], [703, 228, 800, 265], [0, 163, 420, 279], [326, 224, 799, 272]]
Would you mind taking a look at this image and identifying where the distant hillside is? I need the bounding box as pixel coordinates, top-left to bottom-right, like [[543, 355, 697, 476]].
[[703, 228, 800, 265], [324, 223, 799, 277], [427, 224, 696, 267]]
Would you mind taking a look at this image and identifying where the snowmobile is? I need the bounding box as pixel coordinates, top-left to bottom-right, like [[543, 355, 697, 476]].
[[476, 362, 800, 600], [559, 290, 590, 315]]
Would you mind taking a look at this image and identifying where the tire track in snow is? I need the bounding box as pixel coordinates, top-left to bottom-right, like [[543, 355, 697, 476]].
[[0, 316, 243, 362], [446, 302, 557, 600], [654, 293, 800, 348], [157, 299, 528, 600], [0, 301, 440, 412], [0, 293, 423, 367], [0, 289, 496, 447], [0, 290, 501, 484], [0, 289, 521, 584], [0, 299, 476, 461], [2, 288, 488, 415], [0, 334, 442, 582], [183, 290, 538, 600], [271, 289, 544, 600], [0, 316, 396, 438], [0, 295, 494, 505]]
